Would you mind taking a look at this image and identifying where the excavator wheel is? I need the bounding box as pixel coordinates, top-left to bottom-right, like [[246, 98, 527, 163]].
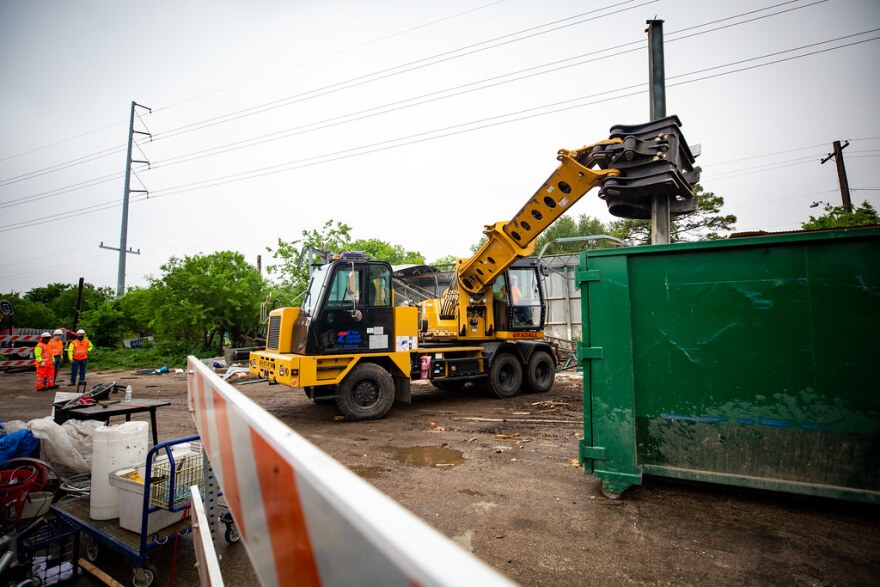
[[488, 354, 523, 399], [523, 351, 555, 393], [335, 363, 395, 420]]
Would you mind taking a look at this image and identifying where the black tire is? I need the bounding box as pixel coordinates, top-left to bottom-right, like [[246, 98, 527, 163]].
[[335, 363, 395, 420], [305, 385, 337, 405], [225, 523, 242, 543], [432, 379, 467, 391], [131, 564, 157, 587], [85, 535, 100, 562], [523, 351, 555, 393], [488, 354, 523, 399]]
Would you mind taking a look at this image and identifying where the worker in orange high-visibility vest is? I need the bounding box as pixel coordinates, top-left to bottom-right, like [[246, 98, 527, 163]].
[[34, 332, 57, 391], [67, 329, 94, 386], [50, 329, 65, 379]]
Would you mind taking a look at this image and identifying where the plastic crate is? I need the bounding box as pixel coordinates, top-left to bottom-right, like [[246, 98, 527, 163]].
[[19, 515, 79, 586], [149, 450, 203, 510]]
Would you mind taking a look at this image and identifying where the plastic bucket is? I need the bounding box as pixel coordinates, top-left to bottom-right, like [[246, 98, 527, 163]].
[[89, 421, 149, 520], [0, 466, 38, 520]]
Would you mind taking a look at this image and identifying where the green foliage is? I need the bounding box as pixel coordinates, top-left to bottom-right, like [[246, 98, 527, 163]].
[[609, 181, 736, 245], [90, 342, 217, 370], [429, 254, 458, 266], [534, 214, 612, 255], [80, 303, 127, 347], [266, 219, 424, 303], [349, 238, 425, 264], [24, 282, 113, 328], [0, 295, 57, 329], [116, 288, 156, 337], [801, 200, 878, 230], [150, 251, 265, 350]]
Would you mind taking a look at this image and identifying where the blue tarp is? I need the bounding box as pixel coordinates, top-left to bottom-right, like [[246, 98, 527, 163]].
[[0, 429, 40, 466]]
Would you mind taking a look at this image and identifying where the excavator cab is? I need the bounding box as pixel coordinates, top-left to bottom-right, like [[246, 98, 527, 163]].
[[292, 253, 395, 356], [492, 261, 545, 332]]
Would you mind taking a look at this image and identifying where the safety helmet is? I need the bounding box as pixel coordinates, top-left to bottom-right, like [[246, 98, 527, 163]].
[[41, 332, 51, 337], [53, 329, 63, 335], [76, 329, 85, 335]]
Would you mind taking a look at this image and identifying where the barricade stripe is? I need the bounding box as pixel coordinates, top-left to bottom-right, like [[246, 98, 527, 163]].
[[0, 335, 40, 342], [0, 347, 32, 354], [210, 390, 248, 542], [195, 372, 213, 458], [0, 360, 34, 367], [250, 429, 322, 587], [187, 357, 514, 587]]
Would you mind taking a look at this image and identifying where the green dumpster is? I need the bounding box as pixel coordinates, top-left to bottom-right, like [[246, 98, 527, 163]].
[[576, 226, 880, 503]]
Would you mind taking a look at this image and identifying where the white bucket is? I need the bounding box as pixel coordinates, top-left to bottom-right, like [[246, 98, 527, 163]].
[[89, 421, 149, 520]]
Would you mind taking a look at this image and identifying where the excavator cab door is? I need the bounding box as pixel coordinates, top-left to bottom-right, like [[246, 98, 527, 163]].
[[493, 265, 545, 331]]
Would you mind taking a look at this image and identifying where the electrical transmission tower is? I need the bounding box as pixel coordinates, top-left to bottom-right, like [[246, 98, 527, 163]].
[[100, 100, 151, 298]]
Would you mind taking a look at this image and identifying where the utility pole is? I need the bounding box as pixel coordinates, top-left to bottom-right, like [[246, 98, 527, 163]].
[[647, 19, 669, 245], [101, 101, 151, 298], [820, 140, 852, 213]]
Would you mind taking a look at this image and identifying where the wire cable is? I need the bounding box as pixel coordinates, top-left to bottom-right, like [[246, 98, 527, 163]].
[[3, 19, 876, 232]]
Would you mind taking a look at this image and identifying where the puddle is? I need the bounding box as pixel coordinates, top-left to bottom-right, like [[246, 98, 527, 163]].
[[385, 446, 464, 468], [349, 465, 390, 480]]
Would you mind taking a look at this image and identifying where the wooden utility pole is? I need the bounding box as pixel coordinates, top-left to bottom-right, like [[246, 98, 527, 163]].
[[820, 140, 852, 213]]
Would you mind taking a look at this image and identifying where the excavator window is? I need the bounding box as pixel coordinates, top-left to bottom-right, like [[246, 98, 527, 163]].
[[368, 265, 391, 307], [509, 268, 541, 328], [327, 268, 361, 307]]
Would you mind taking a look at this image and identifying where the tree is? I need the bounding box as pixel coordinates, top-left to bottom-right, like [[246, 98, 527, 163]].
[[0, 295, 57, 330], [24, 282, 114, 328], [801, 200, 878, 230], [266, 220, 424, 303], [150, 251, 265, 350], [349, 238, 424, 265], [534, 214, 612, 255], [609, 180, 736, 245], [80, 303, 127, 347]]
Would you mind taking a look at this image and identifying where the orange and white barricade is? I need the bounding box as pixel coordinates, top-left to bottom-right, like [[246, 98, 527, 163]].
[[187, 357, 515, 587], [0, 335, 37, 368]]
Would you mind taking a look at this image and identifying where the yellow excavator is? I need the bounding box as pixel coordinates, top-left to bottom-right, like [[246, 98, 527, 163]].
[[250, 115, 699, 419]]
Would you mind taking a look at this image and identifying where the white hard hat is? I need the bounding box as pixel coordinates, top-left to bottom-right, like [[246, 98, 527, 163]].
[[76, 329, 85, 335], [53, 329, 63, 335], [41, 332, 51, 337]]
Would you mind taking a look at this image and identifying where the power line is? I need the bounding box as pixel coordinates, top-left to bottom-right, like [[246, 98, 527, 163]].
[[0, 144, 127, 187], [150, 0, 655, 143], [4, 18, 876, 232], [145, 1, 831, 173], [153, 0, 512, 113], [142, 29, 880, 198], [0, 0, 510, 167], [0, 0, 824, 195]]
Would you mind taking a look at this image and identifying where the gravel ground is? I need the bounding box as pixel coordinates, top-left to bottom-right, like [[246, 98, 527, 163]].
[[3, 366, 879, 586]]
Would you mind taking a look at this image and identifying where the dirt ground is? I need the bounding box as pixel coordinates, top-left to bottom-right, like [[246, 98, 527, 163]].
[[3, 365, 879, 586]]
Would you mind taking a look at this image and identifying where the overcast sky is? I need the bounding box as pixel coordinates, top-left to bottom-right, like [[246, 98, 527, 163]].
[[2, 0, 878, 295]]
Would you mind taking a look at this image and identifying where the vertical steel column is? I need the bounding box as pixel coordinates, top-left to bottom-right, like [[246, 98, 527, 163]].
[[203, 445, 222, 552], [117, 101, 136, 298], [647, 20, 670, 245]]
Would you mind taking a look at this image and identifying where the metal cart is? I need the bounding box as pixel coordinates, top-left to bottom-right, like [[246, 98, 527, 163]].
[[52, 436, 237, 587]]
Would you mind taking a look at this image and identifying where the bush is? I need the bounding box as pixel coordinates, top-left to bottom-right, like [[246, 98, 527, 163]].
[[89, 344, 218, 371]]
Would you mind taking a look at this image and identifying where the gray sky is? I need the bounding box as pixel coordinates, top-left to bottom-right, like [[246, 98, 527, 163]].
[[2, 0, 878, 295]]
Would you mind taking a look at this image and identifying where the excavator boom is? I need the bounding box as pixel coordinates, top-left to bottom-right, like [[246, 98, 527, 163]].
[[457, 140, 621, 295]]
